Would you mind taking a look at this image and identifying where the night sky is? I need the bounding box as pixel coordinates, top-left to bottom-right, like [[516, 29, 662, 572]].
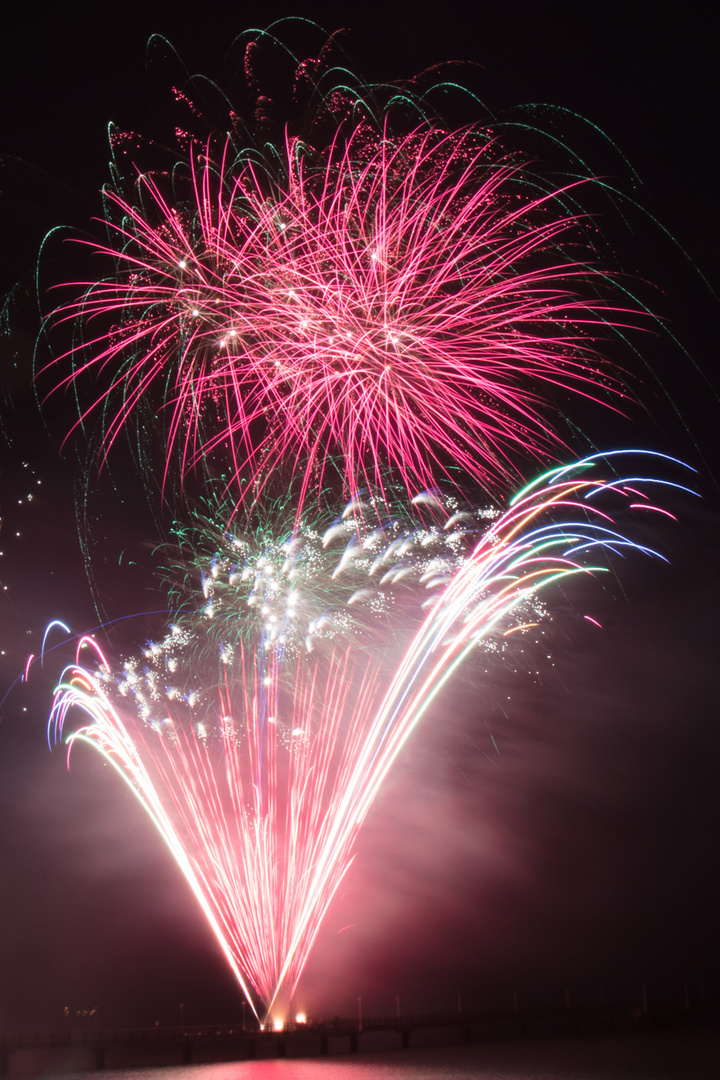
[[1, 2, 719, 1033]]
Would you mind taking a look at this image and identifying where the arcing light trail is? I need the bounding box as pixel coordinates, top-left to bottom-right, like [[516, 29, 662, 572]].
[[47, 120, 633, 509], [48, 454, 691, 1023]]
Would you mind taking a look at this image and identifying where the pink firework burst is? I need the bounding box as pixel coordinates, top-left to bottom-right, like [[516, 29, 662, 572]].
[[48, 122, 633, 507]]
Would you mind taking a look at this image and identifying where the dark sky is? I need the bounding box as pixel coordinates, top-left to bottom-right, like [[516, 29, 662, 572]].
[[0, 1, 719, 1032]]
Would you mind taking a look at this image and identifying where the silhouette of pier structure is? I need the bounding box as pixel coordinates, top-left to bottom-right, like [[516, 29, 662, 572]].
[[1, 993, 716, 1073]]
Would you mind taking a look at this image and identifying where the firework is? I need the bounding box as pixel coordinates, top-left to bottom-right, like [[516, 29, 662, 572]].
[[36, 24, 690, 1031], [156, 486, 498, 671], [49, 454, 689, 1022], [46, 87, 635, 508]]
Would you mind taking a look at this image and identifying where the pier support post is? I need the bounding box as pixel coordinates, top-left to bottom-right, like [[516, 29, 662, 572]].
[[94, 1044, 106, 1070], [244, 1039, 256, 1059], [320, 1034, 329, 1056], [276, 1037, 286, 1058], [349, 1033, 358, 1054], [181, 1042, 193, 1065], [0, 1049, 8, 1076], [401, 1030, 410, 1050]]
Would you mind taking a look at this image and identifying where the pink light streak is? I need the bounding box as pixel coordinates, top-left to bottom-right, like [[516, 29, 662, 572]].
[[49, 455, 685, 1022], [47, 126, 635, 508]]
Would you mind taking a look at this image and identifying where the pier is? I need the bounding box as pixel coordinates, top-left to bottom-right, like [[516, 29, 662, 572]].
[[1, 995, 717, 1073]]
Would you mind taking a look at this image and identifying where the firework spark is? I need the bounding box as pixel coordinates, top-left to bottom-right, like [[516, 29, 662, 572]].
[[48, 454, 689, 1022], [47, 114, 634, 507], [157, 486, 498, 669]]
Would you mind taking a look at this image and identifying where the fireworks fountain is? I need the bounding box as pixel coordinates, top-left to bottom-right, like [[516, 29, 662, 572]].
[[39, 25, 689, 1025], [48, 453, 692, 1021]]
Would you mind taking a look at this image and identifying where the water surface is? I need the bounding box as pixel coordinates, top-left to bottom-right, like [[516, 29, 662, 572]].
[[12, 1027, 719, 1079]]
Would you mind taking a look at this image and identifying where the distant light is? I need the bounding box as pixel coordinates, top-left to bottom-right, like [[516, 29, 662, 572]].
[[295, 1012, 307, 1025], [272, 1018, 284, 1031]]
